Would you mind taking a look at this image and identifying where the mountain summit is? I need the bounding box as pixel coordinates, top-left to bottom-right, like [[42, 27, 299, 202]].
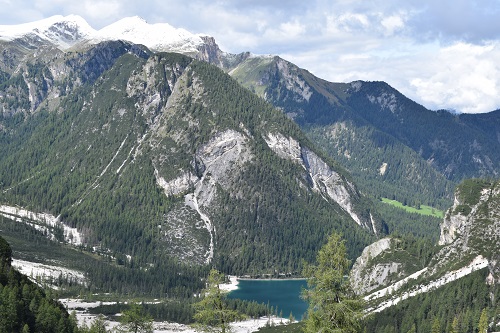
[[95, 16, 204, 55], [0, 14, 95, 49], [0, 15, 213, 55]]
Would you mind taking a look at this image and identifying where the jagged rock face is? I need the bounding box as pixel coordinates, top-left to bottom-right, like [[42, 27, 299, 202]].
[[168, 129, 253, 264], [301, 147, 364, 225], [0, 40, 150, 117], [264, 131, 373, 230], [352, 179, 500, 313], [434, 180, 500, 279], [155, 171, 198, 197], [264, 132, 302, 162], [196, 36, 225, 67], [350, 238, 404, 295], [274, 58, 312, 102], [439, 196, 470, 245], [0, 45, 64, 114]]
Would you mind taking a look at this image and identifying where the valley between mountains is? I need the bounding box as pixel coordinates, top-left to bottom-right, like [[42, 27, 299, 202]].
[[0, 15, 499, 332]]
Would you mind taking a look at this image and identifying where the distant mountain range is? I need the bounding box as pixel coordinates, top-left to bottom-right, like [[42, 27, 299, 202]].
[[228, 56, 500, 209], [2, 15, 499, 210], [0, 15, 203, 53]]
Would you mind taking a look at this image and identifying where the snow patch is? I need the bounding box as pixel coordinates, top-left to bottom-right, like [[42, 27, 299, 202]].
[[0, 205, 83, 245], [219, 275, 239, 292], [94, 16, 204, 54], [370, 213, 377, 235], [0, 15, 209, 54], [12, 259, 87, 286], [74, 135, 129, 205], [366, 255, 489, 313], [0, 15, 96, 49], [98, 136, 128, 179], [60, 297, 290, 333]]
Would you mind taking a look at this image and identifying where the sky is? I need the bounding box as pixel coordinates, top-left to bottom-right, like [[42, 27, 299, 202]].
[[1, 0, 500, 113]]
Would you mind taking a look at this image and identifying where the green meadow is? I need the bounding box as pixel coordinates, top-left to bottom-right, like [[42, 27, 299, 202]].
[[381, 198, 444, 218]]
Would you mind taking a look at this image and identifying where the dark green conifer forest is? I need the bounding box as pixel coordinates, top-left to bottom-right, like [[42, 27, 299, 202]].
[[0, 236, 79, 332]]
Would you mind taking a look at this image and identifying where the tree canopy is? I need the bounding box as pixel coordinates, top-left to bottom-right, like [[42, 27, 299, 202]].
[[302, 233, 363, 333], [193, 269, 244, 333]]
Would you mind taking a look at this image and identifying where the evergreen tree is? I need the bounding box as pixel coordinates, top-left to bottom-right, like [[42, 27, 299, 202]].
[[0, 236, 79, 332], [431, 318, 440, 333], [449, 317, 459, 333], [193, 269, 244, 333], [88, 314, 108, 333], [302, 233, 364, 333], [116, 303, 153, 333], [478, 308, 488, 333]]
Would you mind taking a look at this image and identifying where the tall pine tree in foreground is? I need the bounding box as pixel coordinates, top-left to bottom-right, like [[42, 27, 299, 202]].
[[193, 269, 244, 333], [302, 233, 363, 333]]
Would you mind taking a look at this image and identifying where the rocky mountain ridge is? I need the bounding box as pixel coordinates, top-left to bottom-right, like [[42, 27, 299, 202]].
[[229, 55, 500, 209], [350, 179, 499, 314], [0, 37, 377, 274], [0, 15, 242, 72]]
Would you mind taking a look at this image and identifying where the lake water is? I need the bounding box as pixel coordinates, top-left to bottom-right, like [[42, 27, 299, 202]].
[[228, 279, 308, 320]]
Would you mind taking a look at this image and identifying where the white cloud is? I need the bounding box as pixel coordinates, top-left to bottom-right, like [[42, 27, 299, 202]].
[[336, 13, 370, 32], [83, 0, 122, 21], [381, 14, 404, 36], [263, 19, 306, 41], [409, 42, 500, 113], [407, 0, 500, 42]]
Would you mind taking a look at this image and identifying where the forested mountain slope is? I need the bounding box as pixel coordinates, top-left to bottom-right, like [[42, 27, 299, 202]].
[[229, 56, 500, 210], [0, 236, 78, 332], [0, 38, 378, 278], [351, 179, 500, 332]]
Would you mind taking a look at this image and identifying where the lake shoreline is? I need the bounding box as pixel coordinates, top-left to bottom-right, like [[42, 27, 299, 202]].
[[227, 278, 309, 320], [237, 277, 306, 281], [60, 298, 291, 333], [220, 275, 240, 292], [220, 276, 307, 292]]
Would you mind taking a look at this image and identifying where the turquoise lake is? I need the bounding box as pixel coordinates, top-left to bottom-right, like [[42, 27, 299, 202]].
[[228, 279, 308, 320]]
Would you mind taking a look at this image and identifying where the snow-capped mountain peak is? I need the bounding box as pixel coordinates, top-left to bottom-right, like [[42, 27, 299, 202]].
[[95, 16, 204, 54], [0, 15, 207, 54], [0, 14, 96, 49]]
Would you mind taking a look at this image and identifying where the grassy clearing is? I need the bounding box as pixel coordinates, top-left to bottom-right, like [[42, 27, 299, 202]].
[[381, 198, 444, 218]]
